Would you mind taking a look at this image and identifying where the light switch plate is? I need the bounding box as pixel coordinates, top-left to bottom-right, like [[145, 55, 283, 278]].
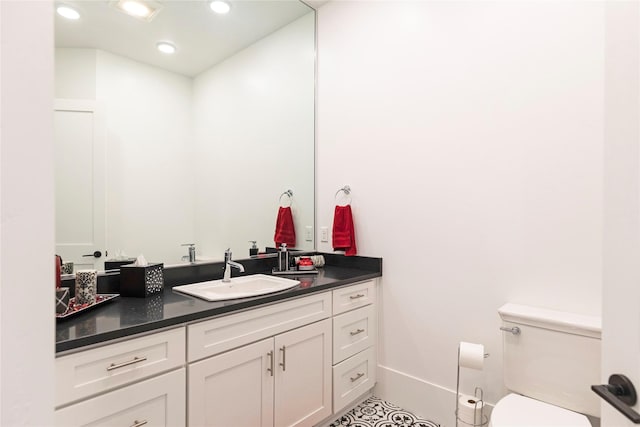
[[320, 226, 329, 242], [305, 226, 313, 241]]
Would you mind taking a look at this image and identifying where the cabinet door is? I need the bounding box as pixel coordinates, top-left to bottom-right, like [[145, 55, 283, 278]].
[[274, 319, 332, 427], [55, 368, 185, 427], [188, 338, 274, 427]]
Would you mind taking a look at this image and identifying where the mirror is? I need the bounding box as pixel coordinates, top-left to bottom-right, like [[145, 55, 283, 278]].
[[54, 0, 315, 270]]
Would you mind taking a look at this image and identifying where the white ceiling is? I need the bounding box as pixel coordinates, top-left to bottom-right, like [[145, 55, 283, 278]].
[[55, 0, 314, 77]]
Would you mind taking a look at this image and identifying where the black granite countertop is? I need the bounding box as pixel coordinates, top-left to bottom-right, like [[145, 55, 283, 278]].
[[56, 254, 382, 354]]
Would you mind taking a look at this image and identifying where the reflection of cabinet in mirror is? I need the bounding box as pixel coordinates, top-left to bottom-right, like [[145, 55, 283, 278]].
[[54, 99, 106, 271]]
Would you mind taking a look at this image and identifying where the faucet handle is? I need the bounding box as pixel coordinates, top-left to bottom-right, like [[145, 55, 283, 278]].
[[181, 243, 195, 247]]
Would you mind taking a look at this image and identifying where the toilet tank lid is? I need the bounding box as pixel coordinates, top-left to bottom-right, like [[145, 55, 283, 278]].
[[498, 303, 601, 339]]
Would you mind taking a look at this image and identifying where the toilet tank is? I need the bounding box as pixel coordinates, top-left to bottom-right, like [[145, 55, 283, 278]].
[[498, 303, 601, 418]]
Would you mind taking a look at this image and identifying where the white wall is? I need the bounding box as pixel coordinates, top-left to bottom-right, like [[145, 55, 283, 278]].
[[96, 50, 195, 264], [55, 48, 96, 99], [193, 12, 315, 258], [1, 1, 55, 424], [55, 48, 195, 264], [316, 1, 604, 424]]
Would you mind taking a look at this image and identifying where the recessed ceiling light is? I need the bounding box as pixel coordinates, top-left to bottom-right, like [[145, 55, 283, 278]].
[[109, 0, 163, 22], [209, 0, 230, 14], [156, 42, 176, 54], [121, 1, 151, 17], [56, 5, 80, 20]]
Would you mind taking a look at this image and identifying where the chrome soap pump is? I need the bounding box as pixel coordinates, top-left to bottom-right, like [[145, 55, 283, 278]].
[[278, 243, 289, 272]]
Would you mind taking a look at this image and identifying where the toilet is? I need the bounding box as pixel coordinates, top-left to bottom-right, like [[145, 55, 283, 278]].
[[490, 303, 601, 427]]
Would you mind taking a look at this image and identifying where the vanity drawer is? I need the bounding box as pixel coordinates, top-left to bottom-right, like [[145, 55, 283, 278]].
[[188, 291, 331, 362], [333, 347, 376, 414], [332, 280, 375, 315], [333, 304, 376, 363], [55, 368, 186, 426], [56, 327, 185, 407]]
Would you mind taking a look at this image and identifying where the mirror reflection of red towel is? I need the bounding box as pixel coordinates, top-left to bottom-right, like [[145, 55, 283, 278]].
[[274, 206, 296, 247], [332, 205, 357, 256]]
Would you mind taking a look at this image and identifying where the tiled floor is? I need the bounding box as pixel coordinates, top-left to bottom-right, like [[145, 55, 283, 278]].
[[329, 396, 440, 427]]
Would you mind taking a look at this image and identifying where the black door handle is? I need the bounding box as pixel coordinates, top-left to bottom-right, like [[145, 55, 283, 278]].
[[82, 251, 102, 258], [592, 374, 640, 423]]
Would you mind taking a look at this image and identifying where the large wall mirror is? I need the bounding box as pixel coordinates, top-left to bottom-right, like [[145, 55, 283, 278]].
[[54, 0, 315, 271]]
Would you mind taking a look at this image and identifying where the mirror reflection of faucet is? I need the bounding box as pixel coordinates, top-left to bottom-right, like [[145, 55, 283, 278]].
[[181, 243, 196, 263], [223, 248, 245, 283]]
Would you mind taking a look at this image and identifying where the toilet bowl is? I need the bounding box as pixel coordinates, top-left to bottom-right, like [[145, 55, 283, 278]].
[[489, 393, 591, 427], [492, 303, 601, 427]]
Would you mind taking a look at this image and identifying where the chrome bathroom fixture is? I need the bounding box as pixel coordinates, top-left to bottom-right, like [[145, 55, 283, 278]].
[[279, 189, 293, 207]]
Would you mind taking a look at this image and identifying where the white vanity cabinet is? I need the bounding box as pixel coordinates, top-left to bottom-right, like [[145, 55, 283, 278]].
[[187, 292, 333, 427], [54, 327, 186, 427], [54, 277, 380, 427], [331, 280, 377, 414], [55, 368, 186, 427], [189, 319, 332, 427]]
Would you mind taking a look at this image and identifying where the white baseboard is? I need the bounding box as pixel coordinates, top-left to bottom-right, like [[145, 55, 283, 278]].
[[374, 365, 493, 427]]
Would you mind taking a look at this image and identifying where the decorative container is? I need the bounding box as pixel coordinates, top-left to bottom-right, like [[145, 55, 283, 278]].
[[61, 262, 74, 275], [104, 258, 136, 271], [119, 263, 164, 297], [56, 288, 70, 314], [75, 270, 98, 305]]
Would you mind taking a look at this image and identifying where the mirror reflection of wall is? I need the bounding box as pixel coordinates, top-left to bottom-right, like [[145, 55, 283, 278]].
[[54, 1, 315, 269]]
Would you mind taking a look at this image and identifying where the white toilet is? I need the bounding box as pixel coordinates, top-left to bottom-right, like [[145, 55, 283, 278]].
[[490, 303, 602, 427]]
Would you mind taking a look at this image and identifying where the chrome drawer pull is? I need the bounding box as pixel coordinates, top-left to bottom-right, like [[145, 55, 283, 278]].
[[267, 351, 274, 377], [349, 294, 365, 300], [130, 420, 148, 427], [350, 372, 365, 382], [106, 356, 147, 371], [279, 346, 286, 371], [350, 328, 365, 336]]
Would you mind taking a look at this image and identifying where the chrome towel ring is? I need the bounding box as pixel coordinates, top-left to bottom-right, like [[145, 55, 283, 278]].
[[335, 185, 351, 205], [279, 189, 293, 207]]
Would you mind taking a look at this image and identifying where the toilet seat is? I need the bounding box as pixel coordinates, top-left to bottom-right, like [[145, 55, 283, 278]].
[[489, 394, 591, 427]]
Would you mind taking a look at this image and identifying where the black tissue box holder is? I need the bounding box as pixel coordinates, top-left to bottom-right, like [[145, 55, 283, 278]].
[[119, 263, 164, 297], [105, 258, 136, 271]]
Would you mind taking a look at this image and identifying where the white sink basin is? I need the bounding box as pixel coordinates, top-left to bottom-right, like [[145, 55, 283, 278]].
[[172, 274, 300, 302]]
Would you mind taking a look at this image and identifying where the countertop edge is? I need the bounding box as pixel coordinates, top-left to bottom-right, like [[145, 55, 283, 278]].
[[56, 269, 381, 354]]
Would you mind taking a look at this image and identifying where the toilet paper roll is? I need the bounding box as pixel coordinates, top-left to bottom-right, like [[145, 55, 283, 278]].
[[457, 394, 485, 426], [458, 341, 485, 370]]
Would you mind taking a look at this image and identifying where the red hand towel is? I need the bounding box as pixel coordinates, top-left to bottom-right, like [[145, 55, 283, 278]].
[[332, 205, 357, 256], [274, 206, 296, 247]]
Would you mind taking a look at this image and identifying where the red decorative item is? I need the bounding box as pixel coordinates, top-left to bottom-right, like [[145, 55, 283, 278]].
[[332, 205, 357, 256], [298, 257, 313, 267], [274, 206, 296, 247], [55, 255, 62, 288]]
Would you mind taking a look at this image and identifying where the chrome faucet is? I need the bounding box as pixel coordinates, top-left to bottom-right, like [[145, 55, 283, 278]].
[[181, 243, 196, 263], [223, 248, 245, 282]]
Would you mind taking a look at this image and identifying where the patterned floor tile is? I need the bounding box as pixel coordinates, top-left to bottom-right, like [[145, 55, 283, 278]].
[[329, 396, 440, 427]]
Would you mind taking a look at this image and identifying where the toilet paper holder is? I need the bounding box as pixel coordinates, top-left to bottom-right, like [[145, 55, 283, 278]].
[[456, 387, 488, 427], [456, 342, 489, 427]]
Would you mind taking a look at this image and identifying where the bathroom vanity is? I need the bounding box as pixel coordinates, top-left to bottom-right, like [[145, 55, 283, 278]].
[[55, 254, 381, 427]]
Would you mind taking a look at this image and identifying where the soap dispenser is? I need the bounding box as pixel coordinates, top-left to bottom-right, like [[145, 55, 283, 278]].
[[278, 243, 289, 272], [249, 241, 258, 257]]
